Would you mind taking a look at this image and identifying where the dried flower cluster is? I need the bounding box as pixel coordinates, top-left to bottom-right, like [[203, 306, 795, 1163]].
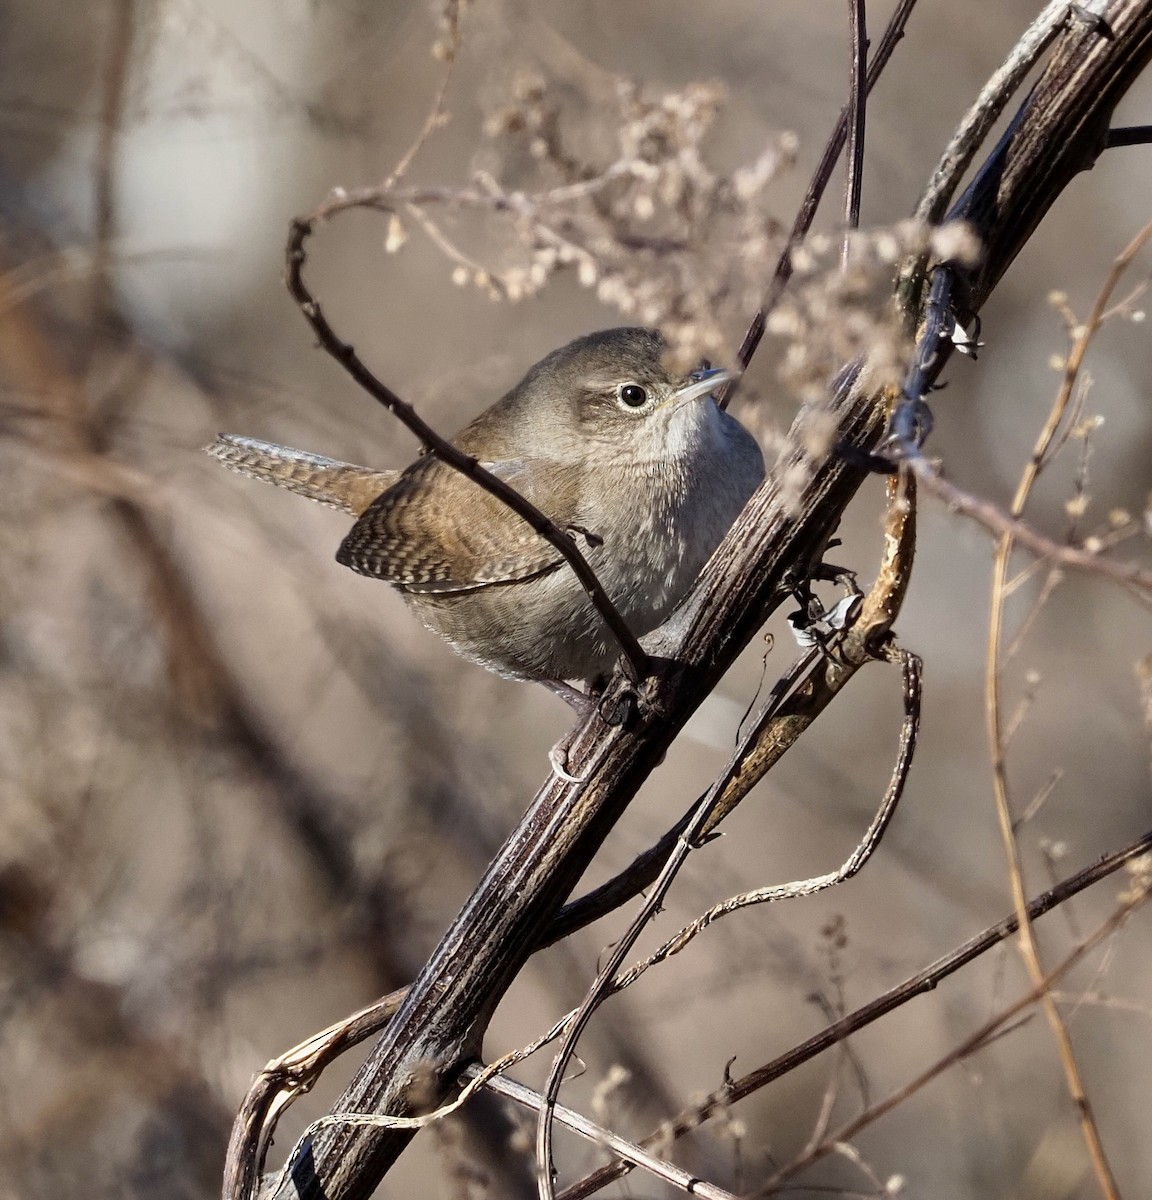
[[432, 0, 470, 63], [768, 221, 981, 410], [765, 221, 980, 509], [386, 73, 798, 371]]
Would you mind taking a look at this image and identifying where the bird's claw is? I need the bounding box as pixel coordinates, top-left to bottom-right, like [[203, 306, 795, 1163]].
[[549, 741, 588, 784]]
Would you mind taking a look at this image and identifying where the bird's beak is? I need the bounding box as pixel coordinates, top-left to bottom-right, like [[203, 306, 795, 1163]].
[[670, 366, 735, 409]]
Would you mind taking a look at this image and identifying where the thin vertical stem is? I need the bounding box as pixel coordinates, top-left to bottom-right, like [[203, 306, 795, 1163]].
[[842, 0, 868, 265], [983, 219, 1152, 1200]]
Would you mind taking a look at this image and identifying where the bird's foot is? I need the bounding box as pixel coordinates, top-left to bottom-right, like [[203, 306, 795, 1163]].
[[538, 679, 594, 716], [539, 678, 599, 782], [548, 739, 589, 784]]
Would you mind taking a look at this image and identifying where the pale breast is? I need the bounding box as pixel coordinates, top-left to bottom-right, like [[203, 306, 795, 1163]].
[[402, 404, 764, 683]]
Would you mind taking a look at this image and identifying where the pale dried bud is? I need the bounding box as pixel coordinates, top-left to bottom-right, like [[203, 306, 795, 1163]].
[[384, 214, 407, 254], [931, 221, 981, 265]]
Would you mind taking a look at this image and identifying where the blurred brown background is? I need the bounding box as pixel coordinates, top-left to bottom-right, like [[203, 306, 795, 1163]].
[[1, 2, 1150, 1197]]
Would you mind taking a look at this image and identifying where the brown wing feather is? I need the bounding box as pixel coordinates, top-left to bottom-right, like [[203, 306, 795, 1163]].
[[336, 456, 579, 593]]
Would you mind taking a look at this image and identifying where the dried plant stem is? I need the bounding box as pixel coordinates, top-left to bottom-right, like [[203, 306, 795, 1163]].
[[536, 470, 917, 1199], [557, 826, 1152, 1200], [907, 461, 1152, 597], [465, 1068, 740, 1200], [727, 0, 919, 400], [253, 617, 921, 1200], [254, 9, 1152, 1199], [385, 1, 465, 188], [842, 0, 868, 260], [235, 823, 1152, 1200], [983, 217, 1152, 1200], [752, 881, 1151, 1195], [915, 0, 1073, 223]]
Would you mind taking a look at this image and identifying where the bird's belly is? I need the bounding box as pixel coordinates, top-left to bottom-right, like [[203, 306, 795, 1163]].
[[402, 421, 764, 682], [402, 500, 727, 683]]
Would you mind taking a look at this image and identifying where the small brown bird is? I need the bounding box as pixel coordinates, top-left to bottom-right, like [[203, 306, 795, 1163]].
[[207, 327, 764, 687]]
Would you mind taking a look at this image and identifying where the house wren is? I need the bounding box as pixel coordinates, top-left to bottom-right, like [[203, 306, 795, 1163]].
[[207, 327, 764, 685]]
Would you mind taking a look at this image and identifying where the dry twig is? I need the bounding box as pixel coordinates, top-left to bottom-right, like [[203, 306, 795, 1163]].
[[981, 216, 1152, 1200]]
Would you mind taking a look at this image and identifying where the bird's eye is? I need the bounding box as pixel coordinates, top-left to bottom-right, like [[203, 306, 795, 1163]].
[[618, 383, 648, 408]]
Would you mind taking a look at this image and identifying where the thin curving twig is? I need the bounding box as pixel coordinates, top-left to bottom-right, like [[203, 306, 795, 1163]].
[[981, 217, 1152, 1200], [283, 217, 649, 682]]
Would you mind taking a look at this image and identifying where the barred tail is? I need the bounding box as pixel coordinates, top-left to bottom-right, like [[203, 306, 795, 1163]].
[[205, 434, 396, 516]]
